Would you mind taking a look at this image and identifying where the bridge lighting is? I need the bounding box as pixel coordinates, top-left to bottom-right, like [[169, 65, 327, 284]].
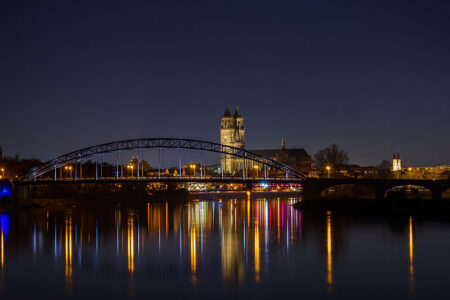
[[254, 165, 259, 177], [190, 164, 196, 176], [326, 166, 331, 178], [0, 168, 4, 178], [64, 166, 73, 178], [127, 164, 134, 178]]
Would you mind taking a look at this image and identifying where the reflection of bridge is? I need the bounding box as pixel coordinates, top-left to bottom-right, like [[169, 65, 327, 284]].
[[303, 178, 450, 200], [18, 138, 306, 182]]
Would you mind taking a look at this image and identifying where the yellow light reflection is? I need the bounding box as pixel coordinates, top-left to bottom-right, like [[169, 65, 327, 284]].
[[409, 216, 414, 295], [190, 226, 197, 284], [254, 220, 260, 283], [128, 216, 135, 274], [326, 211, 333, 292], [65, 216, 73, 292], [247, 198, 250, 228]]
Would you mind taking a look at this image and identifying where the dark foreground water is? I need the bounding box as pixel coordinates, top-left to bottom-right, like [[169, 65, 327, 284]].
[[1, 196, 450, 299]]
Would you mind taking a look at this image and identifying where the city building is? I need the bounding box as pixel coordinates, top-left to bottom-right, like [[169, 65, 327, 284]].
[[220, 105, 245, 175], [251, 139, 313, 174], [399, 165, 450, 180]]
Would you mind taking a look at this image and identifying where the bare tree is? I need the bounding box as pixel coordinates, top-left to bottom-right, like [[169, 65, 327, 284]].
[[314, 144, 349, 170], [377, 160, 392, 171]]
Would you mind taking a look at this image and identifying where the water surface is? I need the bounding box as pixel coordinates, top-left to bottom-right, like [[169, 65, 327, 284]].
[[1, 196, 450, 299]]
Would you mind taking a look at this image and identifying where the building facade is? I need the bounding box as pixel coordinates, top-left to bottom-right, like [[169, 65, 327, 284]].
[[392, 153, 401, 172], [220, 106, 245, 175], [251, 139, 313, 175]]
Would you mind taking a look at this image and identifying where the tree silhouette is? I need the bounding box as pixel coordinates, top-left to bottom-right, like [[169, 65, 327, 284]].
[[314, 144, 349, 170]]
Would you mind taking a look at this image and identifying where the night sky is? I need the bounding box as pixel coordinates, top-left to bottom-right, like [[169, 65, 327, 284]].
[[1, 0, 449, 166]]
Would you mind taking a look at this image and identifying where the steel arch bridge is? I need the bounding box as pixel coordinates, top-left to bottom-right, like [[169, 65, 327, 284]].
[[18, 138, 306, 182]]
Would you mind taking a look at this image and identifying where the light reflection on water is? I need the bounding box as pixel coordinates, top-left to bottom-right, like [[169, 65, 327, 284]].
[[0, 197, 449, 299]]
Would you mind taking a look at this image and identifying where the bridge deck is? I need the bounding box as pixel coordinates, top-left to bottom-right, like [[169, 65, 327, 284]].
[[17, 176, 303, 185]]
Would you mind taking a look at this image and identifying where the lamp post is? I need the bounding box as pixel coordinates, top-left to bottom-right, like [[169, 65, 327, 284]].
[[127, 164, 134, 178], [190, 164, 196, 177], [0, 168, 4, 179], [254, 165, 259, 178], [326, 165, 331, 179], [65, 166, 73, 179]]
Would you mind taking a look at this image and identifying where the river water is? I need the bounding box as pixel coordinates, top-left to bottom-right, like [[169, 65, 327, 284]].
[[0, 195, 449, 299]]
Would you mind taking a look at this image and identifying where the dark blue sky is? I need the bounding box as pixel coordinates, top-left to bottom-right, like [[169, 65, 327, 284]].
[[1, 0, 449, 166]]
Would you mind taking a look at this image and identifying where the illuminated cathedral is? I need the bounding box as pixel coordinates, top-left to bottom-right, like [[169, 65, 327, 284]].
[[220, 105, 245, 174]]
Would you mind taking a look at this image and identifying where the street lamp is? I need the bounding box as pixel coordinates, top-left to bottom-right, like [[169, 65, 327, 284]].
[[326, 165, 331, 178], [64, 166, 73, 179], [127, 164, 134, 178], [0, 168, 4, 178], [254, 165, 259, 178], [190, 164, 196, 177]]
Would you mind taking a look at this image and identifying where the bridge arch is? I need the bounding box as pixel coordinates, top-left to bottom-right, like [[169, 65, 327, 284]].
[[384, 185, 432, 200], [18, 138, 306, 181], [320, 184, 376, 200]]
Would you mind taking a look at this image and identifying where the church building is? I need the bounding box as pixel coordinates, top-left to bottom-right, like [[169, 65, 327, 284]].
[[219, 106, 313, 176], [220, 105, 245, 174]]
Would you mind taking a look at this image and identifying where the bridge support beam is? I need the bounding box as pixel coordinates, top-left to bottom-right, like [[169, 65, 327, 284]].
[[178, 149, 182, 179], [116, 152, 119, 180], [158, 148, 161, 179], [100, 156, 103, 179], [137, 151, 140, 179]]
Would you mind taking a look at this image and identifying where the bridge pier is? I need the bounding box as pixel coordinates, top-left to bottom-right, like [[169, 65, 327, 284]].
[[13, 184, 33, 206], [431, 188, 444, 200]]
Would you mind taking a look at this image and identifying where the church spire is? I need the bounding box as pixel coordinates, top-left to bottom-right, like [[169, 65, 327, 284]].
[[223, 105, 231, 117], [281, 138, 285, 150], [234, 105, 241, 118]]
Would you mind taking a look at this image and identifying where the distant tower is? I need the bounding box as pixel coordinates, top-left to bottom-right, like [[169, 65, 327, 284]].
[[281, 138, 286, 150], [220, 105, 245, 174], [392, 152, 402, 171]]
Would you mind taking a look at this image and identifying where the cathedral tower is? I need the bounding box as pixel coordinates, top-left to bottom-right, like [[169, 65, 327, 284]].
[[220, 105, 245, 174]]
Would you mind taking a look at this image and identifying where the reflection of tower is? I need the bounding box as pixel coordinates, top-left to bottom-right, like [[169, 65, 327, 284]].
[[220, 106, 245, 174], [409, 216, 415, 295], [392, 152, 401, 171], [221, 201, 245, 285]]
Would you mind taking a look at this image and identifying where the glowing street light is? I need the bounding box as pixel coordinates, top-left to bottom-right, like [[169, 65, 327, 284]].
[[254, 165, 259, 178], [326, 165, 331, 178], [190, 164, 196, 177], [127, 164, 134, 178], [64, 166, 73, 178], [0, 168, 4, 178]]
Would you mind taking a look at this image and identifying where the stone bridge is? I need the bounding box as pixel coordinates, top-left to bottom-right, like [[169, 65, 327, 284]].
[[302, 178, 450, 201]]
